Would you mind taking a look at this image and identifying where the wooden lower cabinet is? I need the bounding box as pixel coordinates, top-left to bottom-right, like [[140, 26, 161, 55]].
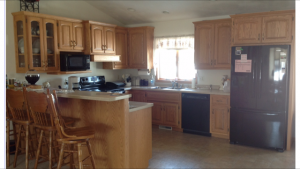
[[151, 101, 164, 124], [210, 95, 230, 139], [129, 90, 146, 102]]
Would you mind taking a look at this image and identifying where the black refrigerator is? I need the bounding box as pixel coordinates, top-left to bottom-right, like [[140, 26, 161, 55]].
[[230, 45, 290, 152]]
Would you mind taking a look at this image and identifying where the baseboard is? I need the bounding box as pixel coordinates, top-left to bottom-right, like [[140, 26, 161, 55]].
[[211, 133, 229, 139]]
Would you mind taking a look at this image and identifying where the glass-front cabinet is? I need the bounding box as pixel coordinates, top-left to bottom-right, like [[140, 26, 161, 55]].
[[27, 17, 45, 71], [14, 15, 28, 73], [13, 14, 60, 73], [43, 19, 58, 71]]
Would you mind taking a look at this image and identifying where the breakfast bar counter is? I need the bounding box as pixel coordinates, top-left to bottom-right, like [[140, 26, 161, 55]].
[[57, 91, 153, 168]]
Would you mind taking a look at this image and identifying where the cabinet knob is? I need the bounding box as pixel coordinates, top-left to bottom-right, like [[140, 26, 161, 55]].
[[258, 34, 260, 40]]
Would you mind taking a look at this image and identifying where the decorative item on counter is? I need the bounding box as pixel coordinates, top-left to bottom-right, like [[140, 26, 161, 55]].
[[219, 75, 228, 90], [223, 78, 230, 93], [43, 81, 50, 88], [135, 76, 140, 86], [150, 75, 155, 86], [125, 76, 131, 87], [191, 78, 196, 89], [25, 69, 40, 85], [8, 78, 16, 89]]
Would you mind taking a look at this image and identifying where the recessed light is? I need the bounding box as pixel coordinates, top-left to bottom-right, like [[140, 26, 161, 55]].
[[162, 11, 169, 14], [127, 8, 135, 12]]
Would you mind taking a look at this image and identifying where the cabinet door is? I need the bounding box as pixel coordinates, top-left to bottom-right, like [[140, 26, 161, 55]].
[[132, 91, 146, 102], [58, 21, 73, 50], [163, 103, 179, 127], [104, 27, 116, 54], [91, 24, 104, 53], [214, 21, 231, 69], [128, 28, 147, 68], [72, 23, 84, 50], [43, 19, 59, 71], [150, 101, 164, 125], [232, 17, 262, 44], [14, 15, 28, 73], [113, 28, 128, 69], [262, 14, 293, 43], [194, 23, 214, 69], [27, 16, 45, 71], [210, 106, 229, 135]]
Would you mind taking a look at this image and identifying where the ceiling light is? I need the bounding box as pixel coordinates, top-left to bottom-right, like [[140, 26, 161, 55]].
[[127, 8, 135, 12], [162, 11, 169, 14]]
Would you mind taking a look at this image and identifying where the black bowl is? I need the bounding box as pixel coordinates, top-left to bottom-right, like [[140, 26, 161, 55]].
[[25, 75, 40, 85]]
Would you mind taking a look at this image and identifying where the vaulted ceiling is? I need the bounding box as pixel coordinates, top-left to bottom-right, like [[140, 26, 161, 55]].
[[85, 0, 295, 25]]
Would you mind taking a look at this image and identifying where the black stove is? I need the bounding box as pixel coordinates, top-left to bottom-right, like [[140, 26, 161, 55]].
[[78, 76, 125, 93]]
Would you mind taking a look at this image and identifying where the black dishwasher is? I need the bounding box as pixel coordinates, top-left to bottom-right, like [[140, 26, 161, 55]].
[[182, 93, 211, 136]]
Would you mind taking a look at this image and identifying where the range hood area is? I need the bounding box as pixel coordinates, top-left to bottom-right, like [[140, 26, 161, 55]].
[[90, 54, 121, 62]]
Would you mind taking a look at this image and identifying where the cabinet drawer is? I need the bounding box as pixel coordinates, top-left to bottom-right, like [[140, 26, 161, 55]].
[[211, 95, 230, 106], [146, 91, 180, 103]]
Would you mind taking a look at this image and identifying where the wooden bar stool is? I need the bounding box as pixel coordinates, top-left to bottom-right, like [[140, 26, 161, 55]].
[[24, 88, 60, 169], [48, 90, 96, 169], [6, 102, 18, 167], [6, 89, 36, 169]]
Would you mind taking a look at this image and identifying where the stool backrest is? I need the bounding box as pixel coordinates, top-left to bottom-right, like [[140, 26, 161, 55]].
[[47, 90, 75, 139], [6, 89, 30, 121], [24, 88, 54, 128]]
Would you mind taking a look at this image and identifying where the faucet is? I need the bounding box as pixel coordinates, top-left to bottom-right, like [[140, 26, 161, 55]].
[[209, 84, 212, 91], [171, 80, 178, 88]]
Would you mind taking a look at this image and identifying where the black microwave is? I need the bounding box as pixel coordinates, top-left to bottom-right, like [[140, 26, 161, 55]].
[[60, 53, 90, 71]]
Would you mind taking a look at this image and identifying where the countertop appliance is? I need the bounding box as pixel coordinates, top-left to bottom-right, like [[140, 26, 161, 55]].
[[68, 76, 80, 90], [182, 93, 211, 136], [60, 52, 90, 71], [79, 76, 125, 93], [230, 45, 290, 152]]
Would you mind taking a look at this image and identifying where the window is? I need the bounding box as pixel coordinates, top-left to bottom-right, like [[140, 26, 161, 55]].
[[154, 35, 195, 81], [157, 49, 196, 81]]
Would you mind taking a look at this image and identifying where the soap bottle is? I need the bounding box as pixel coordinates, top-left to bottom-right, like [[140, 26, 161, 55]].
[[223, 79, 230, 93]]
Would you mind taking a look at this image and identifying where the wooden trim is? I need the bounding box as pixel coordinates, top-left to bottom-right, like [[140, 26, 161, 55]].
[[193, 18, 231, 25], [46, 70, 92, 74], [84, 20, 117, 27], [230, 10, 295, 18], [211, 133, 229, 139], [12, 11, 82, 22], [156, 79, 192, 83]]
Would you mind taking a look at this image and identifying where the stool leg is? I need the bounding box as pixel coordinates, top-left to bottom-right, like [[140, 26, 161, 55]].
[[13, 125, 22, 167], [69, 144, 74, 169], [86, 140, 96, 169], [6, 119, 10, 167], [25, 125, 29, 169], [49, 131, 52, 169], [57, 143, 65, 169], [34, 130, 43, 169], [77, 143, 83, 169]]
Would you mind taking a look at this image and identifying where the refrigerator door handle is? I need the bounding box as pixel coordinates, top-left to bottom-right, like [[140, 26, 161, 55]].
[[252, 60, 256, 98], [259, 59, 262, 98], [266, 113, 278, 116]]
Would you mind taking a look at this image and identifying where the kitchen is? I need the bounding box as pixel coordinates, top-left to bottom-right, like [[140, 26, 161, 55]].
[[4, 0, 297, 169]]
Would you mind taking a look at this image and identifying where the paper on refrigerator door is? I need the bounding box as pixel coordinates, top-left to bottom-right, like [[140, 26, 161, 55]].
[[241, 54, 247, 62], [235, 60, 252, 73]]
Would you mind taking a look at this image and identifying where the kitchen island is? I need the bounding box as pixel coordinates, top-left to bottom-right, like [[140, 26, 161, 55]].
[[57, 91, 153, 168]]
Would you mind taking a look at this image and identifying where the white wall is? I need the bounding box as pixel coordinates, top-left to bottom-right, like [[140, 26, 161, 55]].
[[6, 1, 126, 88], [122, 15, 232, 86]]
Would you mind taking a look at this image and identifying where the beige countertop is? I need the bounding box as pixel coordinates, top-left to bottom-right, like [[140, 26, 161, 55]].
[[125, 86, 230, 96], [57, 90, 131, 101], [129, 101, 153, 112]]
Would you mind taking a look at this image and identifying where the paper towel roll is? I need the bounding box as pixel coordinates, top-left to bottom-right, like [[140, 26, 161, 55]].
[[191, 78, 196, 89], [138, 70, 150, 75]]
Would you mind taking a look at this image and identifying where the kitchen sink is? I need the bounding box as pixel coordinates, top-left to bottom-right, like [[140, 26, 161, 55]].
[[149, 86, 172, 89]]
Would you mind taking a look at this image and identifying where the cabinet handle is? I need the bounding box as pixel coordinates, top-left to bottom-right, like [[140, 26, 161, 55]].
[[262, 33, 264, 40], [45, 61, 48, 68], [214, 59, 216, 65], [211, 60, 213, 65], [216, 100, 221, 102], [74, 41, 77, 46], [212, 110, 214, 114], [258, 34, 260, 40]]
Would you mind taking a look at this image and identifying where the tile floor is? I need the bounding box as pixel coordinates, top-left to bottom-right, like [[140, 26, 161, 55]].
[[8, 127, 295, 168]]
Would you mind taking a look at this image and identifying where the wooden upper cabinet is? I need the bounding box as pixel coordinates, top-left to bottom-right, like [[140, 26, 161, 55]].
[[128, 27, 154, 69], [13, 14, 28, 73], [262, 14, 293, 43], [72, 23, 84, 50], [194, 19, 231, 69], [91, 24, 104, 53], [231, 10, 294, 45], [194, 23, 214, 69], [58, 21, 73, 50], [58, 21, 84, 51], [232, 17, 262, 45], [214, 21, 231, 69], [128, 28, 146, 68], [104, 27, 116, 54]]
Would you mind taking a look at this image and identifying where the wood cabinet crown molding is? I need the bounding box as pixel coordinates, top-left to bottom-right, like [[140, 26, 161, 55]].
[[230, 9, 295, 18]]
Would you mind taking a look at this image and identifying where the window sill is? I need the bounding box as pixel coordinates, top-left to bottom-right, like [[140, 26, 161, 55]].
[[156, 79, 192, 84]]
